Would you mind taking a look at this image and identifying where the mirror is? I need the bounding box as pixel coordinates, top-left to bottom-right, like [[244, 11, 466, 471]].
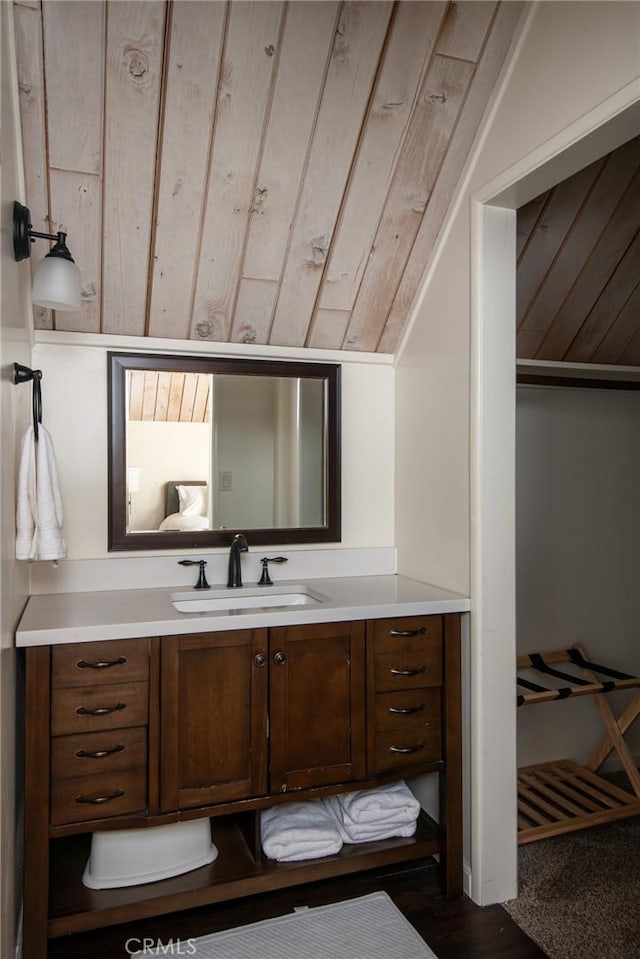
[[108, 352, 341, 551]]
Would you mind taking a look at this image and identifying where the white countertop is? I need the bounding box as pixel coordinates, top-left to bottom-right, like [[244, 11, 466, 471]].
[[15, 575, 470, 647]]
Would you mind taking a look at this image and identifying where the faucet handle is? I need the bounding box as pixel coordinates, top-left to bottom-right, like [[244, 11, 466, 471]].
[[177, 559, 210, 590], [258, 556, 288, 587]]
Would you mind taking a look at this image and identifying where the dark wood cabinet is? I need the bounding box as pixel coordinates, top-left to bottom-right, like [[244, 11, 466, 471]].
[[367, 615, 445, 775], [269, 620, 366, 791], [22, 613, 462, 959], [160, 629, 268, 809], [160, 622, 366, 809], [49, 639, 150, 826]]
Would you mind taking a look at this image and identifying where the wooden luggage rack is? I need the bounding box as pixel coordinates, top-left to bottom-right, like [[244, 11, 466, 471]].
[[516, 645, 640, 844]]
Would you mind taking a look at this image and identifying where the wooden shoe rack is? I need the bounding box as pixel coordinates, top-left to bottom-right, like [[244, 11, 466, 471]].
[[516, 645, 640, 844]]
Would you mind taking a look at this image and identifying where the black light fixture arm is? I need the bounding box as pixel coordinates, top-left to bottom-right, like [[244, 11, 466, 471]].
[[13, 201, 75, 262]]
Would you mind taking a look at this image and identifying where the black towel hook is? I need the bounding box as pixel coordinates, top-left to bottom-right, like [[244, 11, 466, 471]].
[[14, 362, 43, 441]]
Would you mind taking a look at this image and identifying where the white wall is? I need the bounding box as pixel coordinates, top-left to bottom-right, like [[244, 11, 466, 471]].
[[128, 421, 211, 530], [516, 385, 640, 766], [395, 0, 640, 906], [0, 4, 33, 955], [30, 333, 395, 591], [214, 376, 278, 530]]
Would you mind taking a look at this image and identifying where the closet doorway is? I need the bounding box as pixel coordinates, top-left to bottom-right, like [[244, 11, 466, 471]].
[[470, 97, 640, 905], [515, 137, 640, 792]]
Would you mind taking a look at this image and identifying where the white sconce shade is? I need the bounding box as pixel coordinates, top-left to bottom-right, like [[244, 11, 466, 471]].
[[31, 254, 82, 311], [13, 201, 82, 312]]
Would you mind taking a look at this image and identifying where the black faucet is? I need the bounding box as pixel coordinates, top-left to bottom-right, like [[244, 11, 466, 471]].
[[227, 533, 249, 588]]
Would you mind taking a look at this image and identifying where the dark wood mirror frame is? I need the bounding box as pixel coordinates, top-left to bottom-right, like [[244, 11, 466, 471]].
[[108, 352, 341, 551]]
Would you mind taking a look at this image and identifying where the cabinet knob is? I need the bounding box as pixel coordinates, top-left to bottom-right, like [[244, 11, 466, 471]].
[[254, 653, 267, 668], [273, 651, 287, 666]]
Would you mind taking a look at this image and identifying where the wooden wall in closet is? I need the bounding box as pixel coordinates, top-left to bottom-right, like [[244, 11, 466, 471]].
[[13, 0, 522, 353]]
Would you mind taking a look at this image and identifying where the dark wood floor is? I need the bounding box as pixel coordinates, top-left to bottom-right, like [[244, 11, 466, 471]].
[[48, 859, 547, 959]]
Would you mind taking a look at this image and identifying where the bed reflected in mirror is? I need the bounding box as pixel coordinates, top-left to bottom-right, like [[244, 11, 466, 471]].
[[108, 353, 341, 550]]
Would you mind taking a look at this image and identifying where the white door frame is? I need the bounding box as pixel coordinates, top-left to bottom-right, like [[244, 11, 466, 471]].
[[469, 85, 640, 906]]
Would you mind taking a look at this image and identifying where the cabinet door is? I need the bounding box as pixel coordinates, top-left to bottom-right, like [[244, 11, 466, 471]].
[[160, 630, 268, 811], [269, 621, 366, 792]]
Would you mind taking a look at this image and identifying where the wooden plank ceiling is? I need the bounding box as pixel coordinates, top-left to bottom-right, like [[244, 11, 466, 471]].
[[14, 0, 523, 354], [517, 135, 640, 367]]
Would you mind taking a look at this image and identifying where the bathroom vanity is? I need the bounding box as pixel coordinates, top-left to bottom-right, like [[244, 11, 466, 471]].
[[17, 575, 469, 959]]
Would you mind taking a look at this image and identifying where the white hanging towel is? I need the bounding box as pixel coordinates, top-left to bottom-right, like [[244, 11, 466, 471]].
[[15, 424, 66, 561]]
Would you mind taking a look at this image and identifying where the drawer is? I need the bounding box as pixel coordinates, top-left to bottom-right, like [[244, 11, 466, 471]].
[[371, 727, 442, 774], [373, 688, 441, 732], [373, 650, 442, 691], [51, 768, 147, 826], [51, 681, 148, 736], [52, 639, 149, 688], [370, 617, 442, 692], [51, 726, 147, 781], [369, 616, 442, 654]]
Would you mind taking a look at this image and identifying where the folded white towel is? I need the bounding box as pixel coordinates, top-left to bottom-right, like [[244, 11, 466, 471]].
[[337, 781, 421, 825], [16, 424, 66, 562], [324, 795, 418, 844], [261, 800, 343, 862]]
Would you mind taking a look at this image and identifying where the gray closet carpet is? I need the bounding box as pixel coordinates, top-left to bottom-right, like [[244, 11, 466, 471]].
[[502, 814, 640, 959]]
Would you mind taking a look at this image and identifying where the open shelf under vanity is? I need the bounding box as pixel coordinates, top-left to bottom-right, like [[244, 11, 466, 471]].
[[48, 811, 441, 937]]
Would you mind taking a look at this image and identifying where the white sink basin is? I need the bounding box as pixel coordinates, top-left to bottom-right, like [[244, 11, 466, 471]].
[[170, 585, 327, 615]]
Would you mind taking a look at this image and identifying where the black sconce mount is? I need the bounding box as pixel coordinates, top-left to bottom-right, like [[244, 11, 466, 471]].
[[13, 200, 75, 263]]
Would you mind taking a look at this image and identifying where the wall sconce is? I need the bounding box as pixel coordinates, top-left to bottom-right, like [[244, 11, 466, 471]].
[[13, 200, 81, 311]]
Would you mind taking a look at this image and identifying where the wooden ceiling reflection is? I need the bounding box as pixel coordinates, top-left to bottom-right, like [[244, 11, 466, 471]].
[[517, 136, 640, 367], [128, 371, 211, 423], [14, 0, 523, 354]]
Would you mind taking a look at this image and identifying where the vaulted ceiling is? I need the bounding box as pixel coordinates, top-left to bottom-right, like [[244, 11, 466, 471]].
[[14, 0, 523, 354], [517, 136, 640, 367]]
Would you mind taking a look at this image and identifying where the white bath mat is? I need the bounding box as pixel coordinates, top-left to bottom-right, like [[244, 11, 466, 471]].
[[145, 891, 438, 958]]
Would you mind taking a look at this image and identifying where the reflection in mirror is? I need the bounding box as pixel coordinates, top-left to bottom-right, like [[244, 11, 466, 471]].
[[108, 353, 340, 551]]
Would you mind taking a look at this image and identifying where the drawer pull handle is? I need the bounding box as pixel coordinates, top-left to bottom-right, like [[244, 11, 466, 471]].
[[76, 702, 126, 717], [390, 666, 427, 677], [389, 628, 426, 637], [75, 789, 125, 805], [388, 704, 426, 715], [76, 744, 125, 759], [389, 742, 426, 755], [76, 656, 127, 670]]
